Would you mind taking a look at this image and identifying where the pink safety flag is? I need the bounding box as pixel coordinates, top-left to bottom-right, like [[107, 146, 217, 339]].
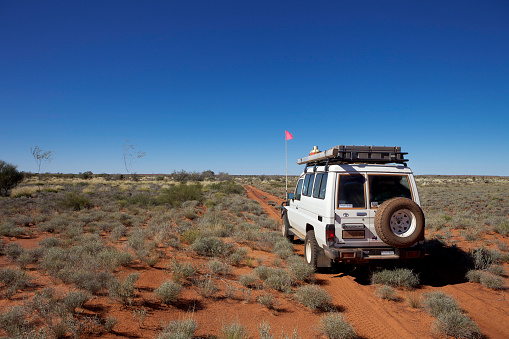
[[285, 130, 293, 141]]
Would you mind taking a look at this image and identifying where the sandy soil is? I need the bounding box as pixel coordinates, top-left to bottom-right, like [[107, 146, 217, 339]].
[[1, 186, 508, 338], [245, 185, 509, 339]]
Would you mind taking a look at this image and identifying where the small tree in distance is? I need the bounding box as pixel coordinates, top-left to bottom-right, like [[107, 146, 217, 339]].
[[0, 160, 24, 196], [122, 140, 146, 179], [31, 146, 54, 179]]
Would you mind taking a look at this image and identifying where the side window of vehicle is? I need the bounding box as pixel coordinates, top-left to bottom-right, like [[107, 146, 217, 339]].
[[294, 179, 303, 200], [318, 173, 328, 199], [303, 173, 315, 197], [312, 173, 323, 198], [337, 175, 366, 208]]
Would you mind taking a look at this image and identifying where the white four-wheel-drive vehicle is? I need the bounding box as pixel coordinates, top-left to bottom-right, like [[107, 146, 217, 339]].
[[282, 145, 425, 269]]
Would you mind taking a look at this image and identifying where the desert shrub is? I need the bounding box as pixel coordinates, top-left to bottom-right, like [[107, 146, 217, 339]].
[[221, 320, 248, 339], [62, 290, 90, 313], [432, 309, 482, 339], [257, 293, 278, 310], [104, 316, 118, 333], [287, 255, 315, 282], [263, 268, 293, 292], [209, 259, 232, 276], [0, 220, 25, 237], [422, 291, 461, 317], [478, 271, 505, 289], [0, 305, 31, 336], [70, 270, 113, 295], [97, 249, 133, 271], [5, 242, 23, 260], [168, 259, 197, 283], [154, 281, 182, 305], [157, 318, 197, 339], [191, 236, 231, 257], [197, 276, 219, 298], [109, 224, 128, 242], [370, 268, 419, 289], [127, 193, 156, 207], [16, 248, 41, 269], [108, 273, 139, 306], [406, 291, 421, 308], [158, 183, 203, 207], [294, 285, 332, 311], [254, 265, 271, 281], [492, 221, 509, 236], [487, 264, 505, 276], [0, 268, 31, 297], [375, 285, 398, 300], [0, 160, 24, 196], [180, 229, 201, 244], [320, 312, 357, 339], [39, 237, 62, 248], [238, 273, 258, 288], [59, 192, 92, 211], [229, 247, 248, 266], [209, 181, 244, 194], [273, 238, 294, 259], [470, 247, 503, 270]]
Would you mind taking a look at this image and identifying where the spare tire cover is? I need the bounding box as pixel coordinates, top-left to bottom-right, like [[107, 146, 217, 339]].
[[374, 197, 425, 248]]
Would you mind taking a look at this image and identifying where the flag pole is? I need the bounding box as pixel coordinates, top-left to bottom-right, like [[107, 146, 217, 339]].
[[285, 133, 288, 200]]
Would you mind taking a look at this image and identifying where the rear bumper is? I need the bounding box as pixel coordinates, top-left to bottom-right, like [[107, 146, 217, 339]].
[[323, 245, 425, 263]]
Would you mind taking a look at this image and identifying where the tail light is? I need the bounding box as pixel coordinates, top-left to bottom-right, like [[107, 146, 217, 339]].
[[326, 224, 335, 246]]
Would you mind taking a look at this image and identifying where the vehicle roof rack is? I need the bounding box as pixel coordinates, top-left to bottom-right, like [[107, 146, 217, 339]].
[[297, 145, 408, 166]]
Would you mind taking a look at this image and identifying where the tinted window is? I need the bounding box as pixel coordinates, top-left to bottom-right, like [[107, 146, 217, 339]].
[[369, 175, 411, 207], [303, 174, 315, 196], [337, 175, 365, 208], [302, 175, 311, 198], [312, 173, 323, 198], [294, 179, 303, 200], [319, 173, 328, 199]]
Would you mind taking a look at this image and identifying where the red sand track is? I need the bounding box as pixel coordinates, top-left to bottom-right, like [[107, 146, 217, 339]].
[[245, 185, 509, 339]]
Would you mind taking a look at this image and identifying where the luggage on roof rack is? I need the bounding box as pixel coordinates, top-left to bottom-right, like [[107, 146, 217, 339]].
[[297, 145, 408, 166]]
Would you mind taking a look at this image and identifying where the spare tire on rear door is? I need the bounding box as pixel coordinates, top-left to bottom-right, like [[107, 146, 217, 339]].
[[374, 197, 424, 248]]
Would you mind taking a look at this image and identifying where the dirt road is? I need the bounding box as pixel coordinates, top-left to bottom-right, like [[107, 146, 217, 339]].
[[245, 185, 509, 339]]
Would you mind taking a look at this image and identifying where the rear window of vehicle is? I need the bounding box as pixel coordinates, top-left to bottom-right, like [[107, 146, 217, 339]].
[[337, 174, 365, 208], [368, 175, 411, 208]]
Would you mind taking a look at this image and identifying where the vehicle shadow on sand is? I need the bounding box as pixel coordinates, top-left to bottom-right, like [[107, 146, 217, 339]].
[[316, 239, 474, 288]]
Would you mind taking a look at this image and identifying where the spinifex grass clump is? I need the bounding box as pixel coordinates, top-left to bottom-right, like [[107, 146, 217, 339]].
[[191, 236, 232, 257], [294, 285, 332, 311], [158, 182, 203, 207], [422, 291, 482, 338], [154, 281, 182, 305], [320, 312, 357, 339], [157, 318, 197, 339], [370, 268, 419, 289]]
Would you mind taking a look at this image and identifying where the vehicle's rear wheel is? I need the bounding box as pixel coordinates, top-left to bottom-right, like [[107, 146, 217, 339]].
[[304, 230, 319, 270], [282, 212, 294, 242], [374, 197, 425, 248]]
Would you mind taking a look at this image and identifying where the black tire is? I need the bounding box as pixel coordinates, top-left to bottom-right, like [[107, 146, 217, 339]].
[[374, 197, 425, 248], [304, 230, 319, 270], [282, 212, 294, 242]]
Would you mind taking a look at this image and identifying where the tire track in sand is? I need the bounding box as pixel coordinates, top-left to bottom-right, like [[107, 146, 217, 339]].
[[245, 185, 433, 339]]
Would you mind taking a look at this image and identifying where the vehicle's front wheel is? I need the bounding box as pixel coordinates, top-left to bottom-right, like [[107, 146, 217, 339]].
[[304, 230, 319, 270], [282, 212, 294, 242]]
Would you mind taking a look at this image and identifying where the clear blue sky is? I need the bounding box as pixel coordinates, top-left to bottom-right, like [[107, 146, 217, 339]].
[[1, 0, 508, 175]]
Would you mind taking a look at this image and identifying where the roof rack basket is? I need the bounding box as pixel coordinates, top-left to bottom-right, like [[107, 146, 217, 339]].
[[297, 145, 408, 166]]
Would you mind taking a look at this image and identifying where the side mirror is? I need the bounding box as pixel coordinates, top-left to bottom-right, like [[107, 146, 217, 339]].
[[287, 193, 294, 200]]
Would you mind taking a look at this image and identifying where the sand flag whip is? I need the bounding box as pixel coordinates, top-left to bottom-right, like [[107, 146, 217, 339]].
[[285, 130, 293, 199]]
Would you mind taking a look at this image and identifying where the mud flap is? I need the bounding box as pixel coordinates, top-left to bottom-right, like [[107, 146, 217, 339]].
[[317, 248, 331, 268]]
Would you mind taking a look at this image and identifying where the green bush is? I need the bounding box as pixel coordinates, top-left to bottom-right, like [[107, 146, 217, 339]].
[[158, 183, 203, 207], [370, 268, 419, 289], [154, 281, 182, 305], [294, 285, 332, 311], [320, 312, 357, 339], [209, 181, 244, 194], [59, 192, 92, 211], [0, 160, 24, 196]]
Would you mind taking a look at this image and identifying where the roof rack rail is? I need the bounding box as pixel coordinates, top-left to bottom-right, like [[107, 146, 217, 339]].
[[297, 145, 408, 166]]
